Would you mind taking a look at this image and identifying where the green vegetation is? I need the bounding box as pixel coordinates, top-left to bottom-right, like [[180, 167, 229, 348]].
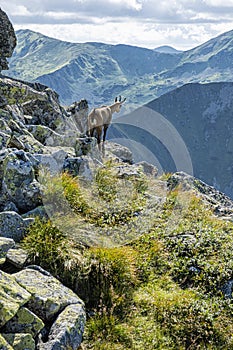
[[22, 163, 233, 349], [0, 84, 32, 105]]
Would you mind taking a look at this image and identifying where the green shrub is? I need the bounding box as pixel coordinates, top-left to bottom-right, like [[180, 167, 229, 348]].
[[22, 218, 73, 278], [134, 279, 233, 349], [79, 246, 139, 313], [85, 314, 132, 349]]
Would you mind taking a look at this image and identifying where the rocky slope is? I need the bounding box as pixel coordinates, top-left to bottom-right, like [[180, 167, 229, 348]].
[[0, 9, 93, 349]]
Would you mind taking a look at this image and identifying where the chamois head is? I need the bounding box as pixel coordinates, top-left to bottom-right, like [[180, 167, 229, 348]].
[[114, 95, 126, 113]]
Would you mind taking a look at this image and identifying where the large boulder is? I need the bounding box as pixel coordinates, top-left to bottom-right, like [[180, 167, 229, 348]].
[[0, 211, 27, 242], [34, 147, 74, 176], [104, 141, 133, 163], [2, 150, 41, 212], [12, 266, 86, 349], [27, 124, 79, 148], [21, 88, 65, 130], [39, 304, 86, 350], [6, 247, 29, 269], [63, 155, 98, 180], [0, 271, 31, 328], [0, 8, 17, 72], [13, 266, 85, 322]]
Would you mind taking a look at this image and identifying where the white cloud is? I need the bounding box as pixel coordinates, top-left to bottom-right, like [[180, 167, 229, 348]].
[[109, 0, 142, 11], [204, 0, 233, 6], [2, 0, 233, 50], [14, 20, 233, 50]]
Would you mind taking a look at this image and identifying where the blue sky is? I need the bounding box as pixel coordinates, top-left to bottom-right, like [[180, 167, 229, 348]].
[[2, 0, 233, 50]]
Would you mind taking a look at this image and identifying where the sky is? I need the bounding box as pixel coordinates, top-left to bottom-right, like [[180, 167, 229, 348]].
[[2, 0, 233, 50]]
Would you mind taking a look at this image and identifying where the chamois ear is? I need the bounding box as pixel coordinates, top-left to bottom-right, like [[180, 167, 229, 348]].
[[119, 95, 122, 102], [121, 97, 126, 103], [115, 97, 118, 103]]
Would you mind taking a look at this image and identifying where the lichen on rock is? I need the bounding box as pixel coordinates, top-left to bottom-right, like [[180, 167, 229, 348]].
[[2, 333, 35, 350], [2, 307, 44, 337], [0, 333, 13, 350], [13, 267, 85, 322], [0, 270, 31, 327]]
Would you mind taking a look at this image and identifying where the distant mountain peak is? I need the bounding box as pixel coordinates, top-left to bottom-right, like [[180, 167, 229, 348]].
[[153, 45, 182, 54]]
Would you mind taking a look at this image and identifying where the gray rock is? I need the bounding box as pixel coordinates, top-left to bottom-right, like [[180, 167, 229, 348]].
[[39, 304, 86, 350], [0, 211, 26, 242], [23, 217, 35, 229], [62, 157, 83, 176], [2, 333, 35, 350], [2, 151, 42, 212], [21, 89, 64, 130], [0, 118, 11, 134], [135, 161, 158, 177], [0, 237, 15, 264], [64, 155, 101, 181], [113, 163, 144, 179], [7, 135, 25, 150], [13, 267, 85, 322], [0, 270, 31, 327], [22, 206, 48, 219], [0, 149, 9, 185], [222, 280, 233, 299], [6, 247, 29, 269], [2, 307, 44, 337], [75, 137, 98, 157], [104, 142, 133, 163], [66, 99, 89, 134], [27, 124, 78, 148], [34, 148, 73, 176]]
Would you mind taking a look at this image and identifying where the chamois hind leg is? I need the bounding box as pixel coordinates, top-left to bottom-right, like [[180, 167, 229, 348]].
[[102, 124, 109, 156], [96, 126, 102, 152]]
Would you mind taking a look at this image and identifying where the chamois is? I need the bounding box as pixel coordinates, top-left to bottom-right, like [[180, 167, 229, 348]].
[[67, 99, 89, 134], [88, 96, 126, 152]]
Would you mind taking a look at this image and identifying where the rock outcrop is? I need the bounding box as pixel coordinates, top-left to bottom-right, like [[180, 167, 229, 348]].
[[168, 172, 233, 220], [0, 8, 17, 72]]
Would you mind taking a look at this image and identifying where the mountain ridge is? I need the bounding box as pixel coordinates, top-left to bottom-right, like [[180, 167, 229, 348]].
[[6, 28, 233, 109]]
